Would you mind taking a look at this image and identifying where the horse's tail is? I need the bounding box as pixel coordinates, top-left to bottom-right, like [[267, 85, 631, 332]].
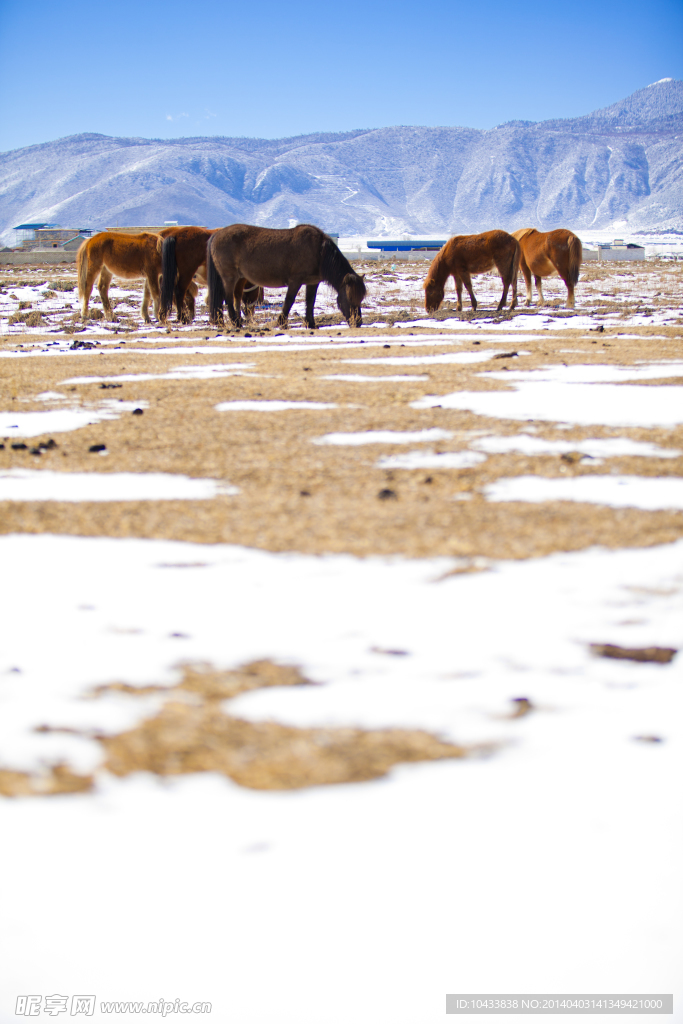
[[511, 234, 521, 279], [77, 237, 89, 298], [567, 232, 582, 286], [160, 235, 177, 320], [206, 240, 225, 324]]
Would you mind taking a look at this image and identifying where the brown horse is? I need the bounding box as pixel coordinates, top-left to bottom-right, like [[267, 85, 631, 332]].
[[158, 225, 213, 323], [512, 228, 583, 308], [157, 225, 264, 323], [77, 232, 163, 322], [207, 224, 365, 329], [424, 230, 519, 313]]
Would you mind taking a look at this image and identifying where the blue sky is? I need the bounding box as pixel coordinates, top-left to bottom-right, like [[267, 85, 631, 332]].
[[0, 0, 681, 153]]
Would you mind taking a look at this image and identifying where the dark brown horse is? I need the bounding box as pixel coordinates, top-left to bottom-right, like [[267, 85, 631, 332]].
[[158, 225, 264, 323], [512, 228, 583, 308], [158, 225, 212, 322], [424, 230, 519, 313], [207, 224, 365, 329], [77, 232, 163, 322]]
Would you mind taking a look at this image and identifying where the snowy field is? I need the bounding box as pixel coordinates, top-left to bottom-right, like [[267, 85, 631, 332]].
[[0, 256, 682, 1023]]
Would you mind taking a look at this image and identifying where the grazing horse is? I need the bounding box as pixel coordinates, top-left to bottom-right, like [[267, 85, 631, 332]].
[[512, 228, 583, 308], [157, 225, 263, 323], [77, 232, 163, 322], [207, 224, 366, 329], [424, 230, 519, 313]]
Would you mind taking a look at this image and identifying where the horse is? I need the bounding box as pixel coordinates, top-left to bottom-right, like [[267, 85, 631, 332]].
[[512, 228, 583, 308], [207, 223, 365, 329], [77, 232, 163, 322], [157, 225, 264, 324], [424, 230, 519, 314], [158, 225, 213, 323]]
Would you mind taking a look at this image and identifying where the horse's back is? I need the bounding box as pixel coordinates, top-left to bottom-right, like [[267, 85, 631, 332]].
[[92, 230, 159, 255], [443, 229, 516, 272], [159, 225, 213, 245], [211, 223, 328, 285], [215, 223, 325, 252], [546, 228, 581, 251], [160, 225, 214, 272], [515, 227, 579, 258], [83, 231, 161, 278], [512, 227, 537, 243]]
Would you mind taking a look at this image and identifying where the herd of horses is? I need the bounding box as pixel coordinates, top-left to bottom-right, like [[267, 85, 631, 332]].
[[76, 224, 583, 329]]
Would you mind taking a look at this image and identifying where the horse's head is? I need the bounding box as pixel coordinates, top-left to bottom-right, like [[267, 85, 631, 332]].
[[337, 272, 366, 327], [424, 279, 444, 313]]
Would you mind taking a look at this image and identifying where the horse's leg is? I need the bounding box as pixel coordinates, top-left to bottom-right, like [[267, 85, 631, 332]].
[[174, 281, 186, 322], [535, 276, 545, 306], [142, 281, 153, 320], [242, 283, 257, 322], [556, 268, 575, 308], [220, 278, 240, 327], [146, 273, 162, 323], [277, 283, 301, 327], [496, 263, 516, 311], [233, 279, 246, 327], [183, 280, 198, 322], [81, 265, 98, 319], [141, 280, 151, 323], [304, 284, 318, 329], [520, 256, 533, 305], [453, 275, 463, 312], [98, 267, 114, 320], [175, 272, 196, 322], [497, 277, 510, 312], [461, 271, 477, 311]]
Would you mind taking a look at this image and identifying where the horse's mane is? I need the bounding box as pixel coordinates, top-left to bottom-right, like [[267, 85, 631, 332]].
[[320, 236, 365, 300], [424, 243, 449, 287]]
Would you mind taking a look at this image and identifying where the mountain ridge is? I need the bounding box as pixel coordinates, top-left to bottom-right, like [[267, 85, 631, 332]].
[[2, 79, 682, 242]]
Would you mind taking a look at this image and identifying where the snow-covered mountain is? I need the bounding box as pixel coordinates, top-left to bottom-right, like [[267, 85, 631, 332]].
[[1, 79, 682, 244]]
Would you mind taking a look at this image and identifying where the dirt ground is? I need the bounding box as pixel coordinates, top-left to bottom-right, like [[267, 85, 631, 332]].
[[1, 257, 681, 795], [1, 258, 682, 561]]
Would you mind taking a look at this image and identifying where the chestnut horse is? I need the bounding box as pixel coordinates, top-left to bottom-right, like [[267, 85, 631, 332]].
[[207, 224, 365, 329], [424, 230, 519, 313], [77, 232, 163, 322], [157, 225, 263, 323], [512, 228, 583, 308]]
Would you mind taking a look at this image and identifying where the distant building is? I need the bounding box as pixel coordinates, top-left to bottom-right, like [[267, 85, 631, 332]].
[[62, 234, 90, 251], [36, 227, 93, 249], [12, 224, 94, 250], [598, 239, 645, 261], [367, 239, 446, 252], [13, 222, 58, 249]]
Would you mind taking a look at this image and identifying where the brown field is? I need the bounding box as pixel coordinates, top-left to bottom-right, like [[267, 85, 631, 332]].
[[1, 257, 682, 563]]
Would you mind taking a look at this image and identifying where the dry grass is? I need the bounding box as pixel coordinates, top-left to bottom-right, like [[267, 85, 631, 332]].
[[0, 661, 483, 797], [0, 257, 681, 798]]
